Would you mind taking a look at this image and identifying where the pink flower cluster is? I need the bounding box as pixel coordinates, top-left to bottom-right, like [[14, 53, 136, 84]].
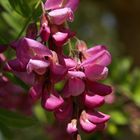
[[2, 0, 112, 138]]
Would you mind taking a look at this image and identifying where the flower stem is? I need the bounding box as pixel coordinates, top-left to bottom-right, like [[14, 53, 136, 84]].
[[65, 22, 73, 56]]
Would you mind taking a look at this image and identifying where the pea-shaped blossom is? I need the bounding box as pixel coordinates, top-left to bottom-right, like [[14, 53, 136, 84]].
[[45, 0, 79, 25]]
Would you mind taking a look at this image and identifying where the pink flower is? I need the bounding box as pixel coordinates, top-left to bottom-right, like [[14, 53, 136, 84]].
[[80, 110, 110, 133], [83, 91, 105, 108], [42, 89, 64, 111], [8, 37, 52, 72], [44, 0, 79, 25]]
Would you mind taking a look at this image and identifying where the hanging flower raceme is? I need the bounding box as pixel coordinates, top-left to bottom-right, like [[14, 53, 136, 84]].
[[4, 0, 113, 139]]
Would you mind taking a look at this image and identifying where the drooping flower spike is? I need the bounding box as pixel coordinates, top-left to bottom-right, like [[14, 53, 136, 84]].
[[3, 0, 113, 139]]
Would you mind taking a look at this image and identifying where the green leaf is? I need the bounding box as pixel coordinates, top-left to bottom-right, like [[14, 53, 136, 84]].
[[54, 80, 65, 91], [133, 79, 140, 106], [0, 108, 37, 128], [109, 111, 128, 125], [8, 0, 39, 17], [108, 123, 118, 135], [0, 121, 13, 139], [33, 104, 47, 123], [110, 58, 132, 83]]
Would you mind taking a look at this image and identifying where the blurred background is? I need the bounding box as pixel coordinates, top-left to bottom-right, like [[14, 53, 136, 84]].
[[0, 0, 140, 140]]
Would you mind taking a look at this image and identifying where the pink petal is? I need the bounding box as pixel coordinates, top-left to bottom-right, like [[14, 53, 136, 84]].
[[0, 54, 6, 63], [68, 71, 85, 78], [105, 89, 116, 104], [8, 59, 26, 71], [86, 81, 112, 96], [62, 78, 85, 97], [86, 111, 110, 124], [65, 0, 79, 11], [44, 0, 79, 12], [84, 64, 108, 81], [16, 38, 52, 61], [84, 92, 105, 108], [26, 59, 50, 75], [48, 7, 74, 25], [13, 72, 35, 86], [40, 24, 50, 42], [82, 45, 111, 67], [52, 31, 69, 46], [80, 111, 97, 133], [45, 0, 63, 10], [67, 119, 78, 134], [63, 56, 77, 68], [42, 90, 64, 111], [50, 63, 68, 83], [54, 98, 73, 120], [86, 45, 107, 56]]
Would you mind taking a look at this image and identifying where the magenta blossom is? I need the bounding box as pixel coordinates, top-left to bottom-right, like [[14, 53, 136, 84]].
[[45, 0, 79, 25]]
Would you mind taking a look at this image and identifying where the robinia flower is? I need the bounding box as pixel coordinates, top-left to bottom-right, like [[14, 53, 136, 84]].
[[4, 0, 113, 139], [45, 0, 79, 25]]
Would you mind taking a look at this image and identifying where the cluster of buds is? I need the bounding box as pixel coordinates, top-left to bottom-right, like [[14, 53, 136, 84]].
[[2, 0, 112, 139]]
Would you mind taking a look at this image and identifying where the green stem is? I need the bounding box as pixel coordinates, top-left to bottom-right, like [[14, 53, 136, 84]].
[[65, 22, 73, 56]]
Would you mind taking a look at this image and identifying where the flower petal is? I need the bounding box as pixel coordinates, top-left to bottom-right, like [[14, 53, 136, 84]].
[[26, 59, 50, 75], [62, 78, 85, 97], [80, 111, 97, 133], [68, 71, 85, 78], [52, 31, 69, 46], [54, 98, 73, 120], [86, 81, 112, 96], [65, 0, 79, 11], [84, 64, 108, 81], [42, 90, 64, 111], [81, 45, 111, 67], [67, 119, 78, 134], [45, 0, 63, 10], [83, 92, 105, 108], [86, 110, 110, 124], [16, 38, 52, 61], [40, 24, 50, 42], [50, 64, 68, 83], [48, 7, 74, 25], [8, 59, 26, 71], [62, 56, 77, 68]]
